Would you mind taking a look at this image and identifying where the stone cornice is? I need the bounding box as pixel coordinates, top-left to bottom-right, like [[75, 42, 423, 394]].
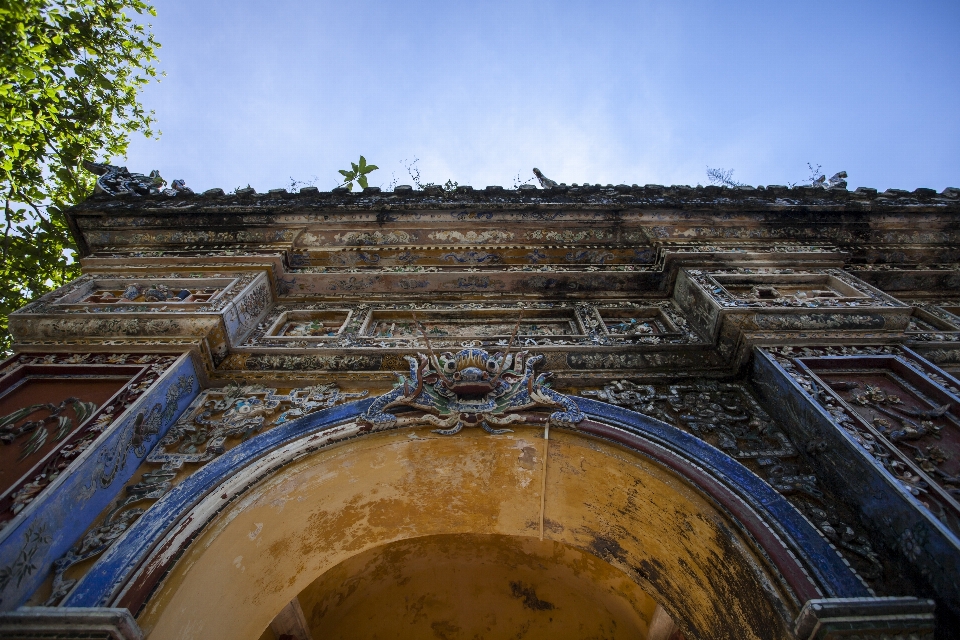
[[67, 183, 960, 216]]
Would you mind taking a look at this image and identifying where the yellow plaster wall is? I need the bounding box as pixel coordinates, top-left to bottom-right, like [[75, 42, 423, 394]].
[[139, 424, 796, 640]]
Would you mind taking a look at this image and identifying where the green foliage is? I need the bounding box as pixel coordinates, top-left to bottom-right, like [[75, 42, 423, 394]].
[[337, 155, 379, 191], [0, 0, 160, 354]]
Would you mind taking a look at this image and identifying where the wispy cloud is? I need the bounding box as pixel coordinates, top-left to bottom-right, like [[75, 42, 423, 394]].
[[121, 0, 960, 193]]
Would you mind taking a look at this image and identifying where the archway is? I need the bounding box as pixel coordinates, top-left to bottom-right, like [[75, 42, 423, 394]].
[[133, 422, 805, 639]]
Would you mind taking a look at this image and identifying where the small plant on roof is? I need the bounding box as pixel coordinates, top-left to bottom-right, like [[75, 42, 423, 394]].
[[337, 156, 379, 191], [706, 167, 744, 187], [402, 157, 458, 191]]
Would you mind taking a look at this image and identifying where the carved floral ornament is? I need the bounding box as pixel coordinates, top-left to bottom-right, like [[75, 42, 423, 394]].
[[0, 399, 97, 462], [0, 354, 181, 526], [244, 300, 698, 351], [14, 272, 263, 317], [765, 345, 960, 541], [687, 267, 903, 310]]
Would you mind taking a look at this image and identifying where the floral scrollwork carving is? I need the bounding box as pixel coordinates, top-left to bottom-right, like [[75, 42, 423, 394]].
[[0, 355, 181, 528], [0, 524, 51, 599], [96, 375, 196, 488], [42, 382, 366, 606], [147, 383, 367, 468]]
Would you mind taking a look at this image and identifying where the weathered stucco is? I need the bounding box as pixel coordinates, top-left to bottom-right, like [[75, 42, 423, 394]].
[[140, 425, 795, 640], [292, 533, 659, 639]]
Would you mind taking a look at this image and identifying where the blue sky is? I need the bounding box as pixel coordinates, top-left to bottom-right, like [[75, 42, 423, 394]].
[[122, 0, 960, 193]]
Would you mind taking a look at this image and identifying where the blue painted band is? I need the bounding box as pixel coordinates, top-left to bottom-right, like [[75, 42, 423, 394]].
[[69, 394, 866, 609], [65, 397, 374, 607], [574, 396, 869, 598]]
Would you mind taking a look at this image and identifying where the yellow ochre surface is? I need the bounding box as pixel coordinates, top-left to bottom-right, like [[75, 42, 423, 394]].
[[140, 424, 795, 640], [294, 533, 657, 639]]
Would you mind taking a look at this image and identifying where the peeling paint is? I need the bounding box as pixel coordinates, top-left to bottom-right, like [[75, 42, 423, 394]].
[[140, 426, 798, 640]]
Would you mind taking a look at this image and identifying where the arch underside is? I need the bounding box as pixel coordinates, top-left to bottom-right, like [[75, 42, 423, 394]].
[[292, 533, 661, 639], [123, 408, 849, 640]]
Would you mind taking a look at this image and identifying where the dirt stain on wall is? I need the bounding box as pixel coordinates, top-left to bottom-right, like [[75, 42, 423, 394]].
[[296, 534, 649, 639]]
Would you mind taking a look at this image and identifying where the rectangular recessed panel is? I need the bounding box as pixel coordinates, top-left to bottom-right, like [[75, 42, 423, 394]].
[[360, 309, 582, 339], [265, 311, 352, 340], [711, 274, 868, 302], [0, 373, 133, 500], [598, 308, 679, 337], [55, 278, 236, 307]]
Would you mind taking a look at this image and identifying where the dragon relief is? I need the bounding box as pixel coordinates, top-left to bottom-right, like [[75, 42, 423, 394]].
[[360, 347, 584, 435], [82, 160, 192, 197]]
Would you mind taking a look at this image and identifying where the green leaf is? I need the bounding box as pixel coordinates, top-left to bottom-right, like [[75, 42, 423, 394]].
[[54, 415, 72, 440], [0, 405, 44, 429], [363, 164, 379, 173], [358, 175, 368, 189], [19, 425, 48, 461], [72, 400, 98, 426]]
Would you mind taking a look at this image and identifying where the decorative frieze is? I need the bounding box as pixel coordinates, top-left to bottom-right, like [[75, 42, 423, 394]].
[[15, 273, 260, 316], [0, 354, 198, 611], [0, 354, 182, 528], [242, 300, 700, 351], [9, 273, 273, 365], [674, 268, 913, 365]]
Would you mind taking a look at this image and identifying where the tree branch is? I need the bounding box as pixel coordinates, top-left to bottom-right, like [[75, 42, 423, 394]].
[[20, 195, 50, 225], [44, 138, 78, 182], [2, 189, 13, 266]]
